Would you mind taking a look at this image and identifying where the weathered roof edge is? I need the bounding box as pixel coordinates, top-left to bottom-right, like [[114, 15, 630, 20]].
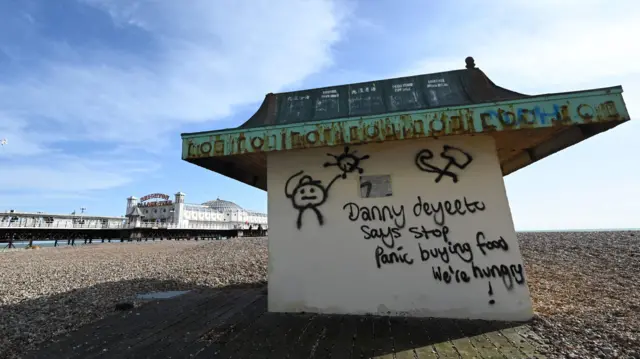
[[180, 83, 630, 190], [181, 85, 624, 139], [237, 67, 529, 128], [183, 57, 536, 135]]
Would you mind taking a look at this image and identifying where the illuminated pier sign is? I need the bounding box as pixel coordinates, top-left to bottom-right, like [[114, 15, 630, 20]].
[[138, 193, 173, 207]]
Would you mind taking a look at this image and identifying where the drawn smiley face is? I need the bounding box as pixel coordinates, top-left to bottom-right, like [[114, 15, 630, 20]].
[[293, 177, 326, 207]]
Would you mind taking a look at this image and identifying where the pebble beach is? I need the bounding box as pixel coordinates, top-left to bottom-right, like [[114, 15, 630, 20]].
[[1, 232, 638, 359]]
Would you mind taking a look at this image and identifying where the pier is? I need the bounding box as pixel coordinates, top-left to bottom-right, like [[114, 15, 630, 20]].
[[0, 212, 267, 249], [1, 193, 269, 249]]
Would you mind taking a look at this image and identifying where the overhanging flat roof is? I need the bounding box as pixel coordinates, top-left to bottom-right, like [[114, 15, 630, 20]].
[[181, 59, 630, 191]]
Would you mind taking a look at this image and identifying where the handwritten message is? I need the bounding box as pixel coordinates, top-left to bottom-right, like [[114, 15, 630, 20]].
[[342, 196, 526, 305]]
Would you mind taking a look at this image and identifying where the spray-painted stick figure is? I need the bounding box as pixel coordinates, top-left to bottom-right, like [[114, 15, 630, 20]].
[[284, 171, 341, 229]]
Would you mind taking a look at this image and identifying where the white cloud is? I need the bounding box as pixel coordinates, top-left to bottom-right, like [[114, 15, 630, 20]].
[[0, 112, 52, 156], [0, 0, 348, 198], [0, 154, 159, 192], [400, 0, 640, 229], [401, 2, 640, 93], [1, 0, 348, 147]]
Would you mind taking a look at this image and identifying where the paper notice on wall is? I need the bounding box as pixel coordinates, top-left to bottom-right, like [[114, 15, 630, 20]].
[[359, 175, 393, 198]]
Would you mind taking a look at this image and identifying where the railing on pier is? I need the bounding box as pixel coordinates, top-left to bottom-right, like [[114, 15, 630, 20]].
[[0, 221, 267, 230], [0, 222, 127, 229]]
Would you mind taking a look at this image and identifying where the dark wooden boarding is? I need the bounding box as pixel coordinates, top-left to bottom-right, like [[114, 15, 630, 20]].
[[26, 286, 547, 358]]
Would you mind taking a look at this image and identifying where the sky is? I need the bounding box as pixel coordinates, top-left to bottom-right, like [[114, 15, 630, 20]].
[[0, 0, 638, 230]]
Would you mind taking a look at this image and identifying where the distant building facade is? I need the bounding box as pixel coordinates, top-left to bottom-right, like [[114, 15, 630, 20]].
[[126, 192, 268, 230], [0, 209, 125, 228], [1, 193, 267, 231]]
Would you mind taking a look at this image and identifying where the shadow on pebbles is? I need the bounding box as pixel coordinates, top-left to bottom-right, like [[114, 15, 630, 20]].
[[1, 233, 639, 358]]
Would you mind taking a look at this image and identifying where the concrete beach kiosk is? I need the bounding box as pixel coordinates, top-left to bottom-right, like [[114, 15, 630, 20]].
[[181, 58, 630, 321]]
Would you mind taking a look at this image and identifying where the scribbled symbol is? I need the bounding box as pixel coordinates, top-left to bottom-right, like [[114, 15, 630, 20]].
[[284, 171, 340, 230], [359, 180, 373, 198], [487, 281, 495, 305], [324, 146, 370, 179], [415, 145, 473, 183]]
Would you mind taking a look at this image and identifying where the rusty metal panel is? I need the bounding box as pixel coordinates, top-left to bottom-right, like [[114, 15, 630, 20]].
[[182, 87, 629, 160]]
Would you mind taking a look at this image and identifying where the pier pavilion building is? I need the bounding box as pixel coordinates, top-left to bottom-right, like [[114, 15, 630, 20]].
[[126, 192, 268, 231]]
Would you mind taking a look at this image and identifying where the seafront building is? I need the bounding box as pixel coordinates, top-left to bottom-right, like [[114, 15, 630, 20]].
[[1, 192, 268, 231], [126, 192, 268, 230], [0, 210, 125, 228]]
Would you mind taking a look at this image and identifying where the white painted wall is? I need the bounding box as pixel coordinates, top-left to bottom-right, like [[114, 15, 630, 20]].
[[0, 216, 124, 228], [267, 135, 533, 321], [139, 205, 174, 221], [248, 212, 268, 226], [180, 205, 267, 229]]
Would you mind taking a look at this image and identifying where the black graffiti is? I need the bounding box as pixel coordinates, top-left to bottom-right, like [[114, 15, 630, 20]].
[[361, 225, 402, 248], [417, 241, 474, 264], [359, 180, 373, 197], [324, 146, 370, 179], [415, 145, 473, 183], [471, 262, 526, 290], [488, 282, 495, 305], [283, 146, 372, 230], [475, 232, 509, 255], [432, 265, 471, 284], [375, 245, 414, 268], [343, 202, 406, 228], [408, 224, 451, 242], [285, 171, 341, 230], [412, 196, 486, 226]]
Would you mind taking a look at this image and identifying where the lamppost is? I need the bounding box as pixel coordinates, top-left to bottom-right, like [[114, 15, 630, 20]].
[[80, 207, 86, 227]]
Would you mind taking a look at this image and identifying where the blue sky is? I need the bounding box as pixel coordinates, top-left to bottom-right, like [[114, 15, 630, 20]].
[[0, 0, 638, 230]]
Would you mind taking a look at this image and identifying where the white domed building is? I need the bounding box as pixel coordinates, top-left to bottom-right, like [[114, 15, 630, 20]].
[[126, 192, 267, 231]]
